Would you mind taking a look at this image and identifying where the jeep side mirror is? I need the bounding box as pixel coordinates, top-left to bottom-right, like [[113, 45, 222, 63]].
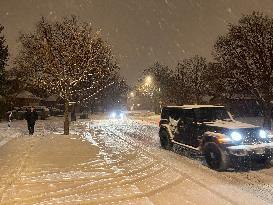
[[228, 112, 235, 120]]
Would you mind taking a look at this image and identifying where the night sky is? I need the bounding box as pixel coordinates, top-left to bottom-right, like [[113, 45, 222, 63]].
[[1, 0, 273, 85]]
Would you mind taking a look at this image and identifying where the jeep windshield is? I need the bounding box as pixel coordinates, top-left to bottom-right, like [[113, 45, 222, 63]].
[[193, 107, 231, 122]]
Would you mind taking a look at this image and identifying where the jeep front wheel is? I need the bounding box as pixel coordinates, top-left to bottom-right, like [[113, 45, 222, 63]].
[[204, 142, 229, 171], [159, 130, 173, 150]]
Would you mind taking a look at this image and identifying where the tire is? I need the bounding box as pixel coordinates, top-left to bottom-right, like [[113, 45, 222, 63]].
[[204, 142, 230, 171], [159, 130, 173, 150]]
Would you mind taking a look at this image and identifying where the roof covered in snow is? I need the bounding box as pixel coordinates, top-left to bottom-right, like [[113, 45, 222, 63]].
[[13, 91, 41, 100], [45, 95, 59, 102]]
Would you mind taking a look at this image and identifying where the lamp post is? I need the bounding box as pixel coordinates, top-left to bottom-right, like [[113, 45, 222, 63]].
[[128, 91, 135, 111]]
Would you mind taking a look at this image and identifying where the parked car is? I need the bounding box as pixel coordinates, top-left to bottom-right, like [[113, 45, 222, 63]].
[[159, 105, 273, 170], [34, 106, 49, 120], [49, 107, 64, 116]]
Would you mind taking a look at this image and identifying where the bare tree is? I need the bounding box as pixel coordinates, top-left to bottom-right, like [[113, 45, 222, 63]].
[[176, 55, 208, 104], [15, 16, 118, 134], [214, 11, 273, 129]]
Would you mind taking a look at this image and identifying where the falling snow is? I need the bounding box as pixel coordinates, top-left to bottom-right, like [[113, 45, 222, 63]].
[[1, 0, 272, 84]]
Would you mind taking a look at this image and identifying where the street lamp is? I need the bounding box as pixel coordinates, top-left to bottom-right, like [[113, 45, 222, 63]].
[[145, 75, 152, 86], [128, 91, 135, 111]]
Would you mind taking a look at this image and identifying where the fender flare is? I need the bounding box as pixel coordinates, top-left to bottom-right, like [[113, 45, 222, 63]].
[[200, 131, 220, 151], [159, 124, 174, 140]]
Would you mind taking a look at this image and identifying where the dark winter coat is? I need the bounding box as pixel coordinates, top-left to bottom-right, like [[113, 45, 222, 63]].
[[25, 110, 38, 125]]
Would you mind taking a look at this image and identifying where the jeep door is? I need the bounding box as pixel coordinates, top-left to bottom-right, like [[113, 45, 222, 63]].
[[174, 109, 198, 147]]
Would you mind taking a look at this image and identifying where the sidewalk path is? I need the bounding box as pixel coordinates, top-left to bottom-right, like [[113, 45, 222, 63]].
[[0, 133, 99, 204]]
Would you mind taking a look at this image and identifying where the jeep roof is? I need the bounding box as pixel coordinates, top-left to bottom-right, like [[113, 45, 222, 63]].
[[161, 105, 230, 122], [164, 105, 225, 109]]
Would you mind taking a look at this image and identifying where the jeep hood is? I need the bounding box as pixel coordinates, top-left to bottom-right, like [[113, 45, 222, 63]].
[[204, 120, 259, 129]]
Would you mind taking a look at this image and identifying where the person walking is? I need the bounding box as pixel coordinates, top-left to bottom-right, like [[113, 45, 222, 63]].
[[25, 107, 38, 135]]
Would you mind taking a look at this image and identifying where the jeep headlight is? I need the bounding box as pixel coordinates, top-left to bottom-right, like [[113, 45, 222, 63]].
[[231, 131, 243, 141], [259, 130, 268, 139]]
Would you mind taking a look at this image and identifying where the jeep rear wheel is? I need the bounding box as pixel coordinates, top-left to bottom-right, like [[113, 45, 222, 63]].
[[159, 130, 173, 150], [204, 142, 229, 171]]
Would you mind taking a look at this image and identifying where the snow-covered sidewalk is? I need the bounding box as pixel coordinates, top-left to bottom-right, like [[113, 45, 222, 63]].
[[0, 120, 24, 148], [0, 128, 21, 147], [0, 132, 99, 204]]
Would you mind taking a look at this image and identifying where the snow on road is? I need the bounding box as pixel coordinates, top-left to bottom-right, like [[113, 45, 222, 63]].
[[83, 118, 273, 205], [0, 116, 272, 204]]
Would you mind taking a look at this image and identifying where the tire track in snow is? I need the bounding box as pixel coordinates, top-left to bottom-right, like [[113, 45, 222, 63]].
[[123, 119, 273, 204], [99, 121, 242, 205]]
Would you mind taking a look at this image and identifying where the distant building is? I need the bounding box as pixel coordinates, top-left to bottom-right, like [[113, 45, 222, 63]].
[[43, 95, 62, 107], [9, 90, 41, 108]]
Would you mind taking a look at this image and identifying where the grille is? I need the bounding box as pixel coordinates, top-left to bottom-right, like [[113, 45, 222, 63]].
[[240, 128, 267, 145]]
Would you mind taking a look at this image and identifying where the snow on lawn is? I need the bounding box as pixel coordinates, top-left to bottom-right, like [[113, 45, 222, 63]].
[[129, 111, 160, 125]]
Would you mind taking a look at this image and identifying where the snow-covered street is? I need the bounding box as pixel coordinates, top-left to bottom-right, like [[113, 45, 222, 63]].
[[0, 115, 273, 204]]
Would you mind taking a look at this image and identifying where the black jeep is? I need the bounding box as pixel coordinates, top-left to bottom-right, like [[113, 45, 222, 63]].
[[159, 105, 273, 170]]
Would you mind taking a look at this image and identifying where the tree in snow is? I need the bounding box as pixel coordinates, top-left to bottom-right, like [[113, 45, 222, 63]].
[[0, 25, 9, 96], [205, 62, 233, 98], [214, 11, 273, 129], [176, 55, 209, 104], [14, 16, 119, 134]]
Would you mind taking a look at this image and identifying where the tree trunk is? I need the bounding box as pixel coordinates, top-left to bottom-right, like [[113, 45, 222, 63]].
[[64, 99, 69, 135], [195, 93, 200, 105], [71, 103, 76, 121], [263, 102, 272, 130]]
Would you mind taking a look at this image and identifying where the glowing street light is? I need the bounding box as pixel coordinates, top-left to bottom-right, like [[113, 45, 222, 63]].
[[145, 75, 152, 86], [130, 92, 134, 97]]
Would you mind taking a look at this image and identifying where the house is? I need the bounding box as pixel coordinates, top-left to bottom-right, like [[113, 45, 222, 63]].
[[43, 95, 62, 108], [9, 90, 41, 107]]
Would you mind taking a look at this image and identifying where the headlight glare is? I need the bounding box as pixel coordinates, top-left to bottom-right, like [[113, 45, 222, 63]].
[[111, 112, 116, 118], [231, 131, 242, 141], [259, 130, 267, 139]]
